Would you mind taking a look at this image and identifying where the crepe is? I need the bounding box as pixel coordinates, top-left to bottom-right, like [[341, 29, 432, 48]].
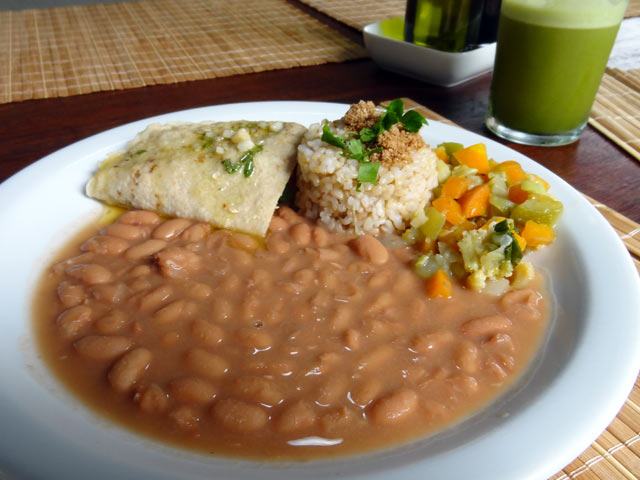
[[86, 120, 306, 236]]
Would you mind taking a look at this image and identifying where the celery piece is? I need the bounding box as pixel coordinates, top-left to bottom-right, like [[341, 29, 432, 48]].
[[490, 194, 515, 215], [414, 254, 439, 279], [410, 208, 428, 228], [451, 165, 477, 178], [419, 206, 446, 239], [511, 194, 563, 226], [402, 227, 424, 245], [488, 171, 509, 197], [440, 142, 464, 156], [436, 158, 451, 184], [488, 171, 514, 215], [520, 179, 547, 195]]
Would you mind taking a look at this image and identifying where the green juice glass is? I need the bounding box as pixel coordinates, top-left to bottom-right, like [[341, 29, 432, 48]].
[[485, 0, 628, 146]]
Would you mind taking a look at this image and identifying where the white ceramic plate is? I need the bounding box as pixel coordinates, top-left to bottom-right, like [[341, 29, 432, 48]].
[[1, 101, 638, 480]]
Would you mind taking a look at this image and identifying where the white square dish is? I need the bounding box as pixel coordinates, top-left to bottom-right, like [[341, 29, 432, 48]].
[[363, 17, 496, 87]]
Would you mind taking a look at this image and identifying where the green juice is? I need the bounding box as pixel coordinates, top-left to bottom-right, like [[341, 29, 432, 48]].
[[488, 0, 625, 137]]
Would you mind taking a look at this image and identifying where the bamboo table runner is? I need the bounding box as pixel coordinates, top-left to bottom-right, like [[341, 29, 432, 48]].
[[590, 69, 640, 163], [297, 0, 405, 31], [402, 97, 640, 480], [0, 0, 365, 104], [626, 0, 640, 18]]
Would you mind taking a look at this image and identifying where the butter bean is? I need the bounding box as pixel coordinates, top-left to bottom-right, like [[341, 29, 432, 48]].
[[56, 305, 93, 339], [212, 399, 268, 433], [66, 263, 112, 285], [152, 218, 192, 240], [74, 335, 133, 360], [118, 210, 160, 226], [460, 315, 512, 338], [124, 239, 167, 261], [276, 401, 316, 433], [185, 348, 229, 379], [349, 235, 389, 265], [229, 376, 283, 407], [368, 389, 418, 425], [155, 247, 201, 279], [81, 235, 129, 255], [290, 223, 311, 246], [190, 319, 224, 346], [108, 348, 152, 393], [134, 384, 168, 413], [169, 377, 217, 405], [56, 281, 87, 308]]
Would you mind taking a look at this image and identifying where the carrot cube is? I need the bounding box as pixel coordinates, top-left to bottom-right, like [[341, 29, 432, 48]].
[[521, 220, 555, 247], [459, 184, 490, 218], [508, 184, 529, 204], [432, 197, 465, 225], [425, 269, 453, 299], [452, 143, 489, 174], [440, 176, 471, 199]]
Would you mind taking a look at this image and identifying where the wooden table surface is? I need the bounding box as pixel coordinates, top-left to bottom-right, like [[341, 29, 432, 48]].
[[1, 58, 639, 224]]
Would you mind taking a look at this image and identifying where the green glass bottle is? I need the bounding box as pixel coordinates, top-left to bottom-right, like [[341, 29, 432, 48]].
[[404, 0, 484, 52]]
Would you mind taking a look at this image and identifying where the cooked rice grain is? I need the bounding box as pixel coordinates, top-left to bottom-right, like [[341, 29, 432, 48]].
[[295, 122, 438, 235]]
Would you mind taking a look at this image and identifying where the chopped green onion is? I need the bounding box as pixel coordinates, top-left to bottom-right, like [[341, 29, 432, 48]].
[[493, 219, 510, 234], [357, 162, 380, 185], [322, 121, 346, 149], [221, 145, 262, 177]]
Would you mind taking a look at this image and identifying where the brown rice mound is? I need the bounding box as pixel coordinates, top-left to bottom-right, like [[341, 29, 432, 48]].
[[295, 119, 438, 236]]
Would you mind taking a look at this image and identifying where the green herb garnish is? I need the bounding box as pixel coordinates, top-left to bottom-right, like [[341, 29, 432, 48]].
[[134, 149, 146, 156], [357, 161, 380, 185], [199, 132, 215, 150], [401, 109, 429, 132], [381, 99, 428, 133], [508, 237, 523, 265], [322, 122, 346, 149], [494, 219, 510, 234], [222, 145, 263, 178], [493, 219, 523, 265], [320, 100, 428, 188], [359, 126, 377, 143]]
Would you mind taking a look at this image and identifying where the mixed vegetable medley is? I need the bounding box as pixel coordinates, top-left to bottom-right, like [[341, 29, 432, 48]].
[[403, 141, 563, 298]]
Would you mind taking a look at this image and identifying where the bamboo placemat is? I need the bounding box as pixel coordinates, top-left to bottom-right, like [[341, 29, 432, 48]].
[[297, 0, 405, 31], [0, 0, 365, 104], [401, 97, 640, 480], [589, 69, 640, 163], [626, 0, 640, 18]]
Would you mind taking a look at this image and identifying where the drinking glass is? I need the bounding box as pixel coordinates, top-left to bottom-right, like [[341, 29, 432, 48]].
[[485, 0, 628, 146]]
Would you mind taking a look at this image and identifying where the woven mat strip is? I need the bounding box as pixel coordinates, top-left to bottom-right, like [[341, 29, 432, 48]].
[[0, 0, 365, 104], [297, 0, 405, 31], [398, 97, 640, 480], [589, 69, 640, 163], [299, 0, 640, 31], [626, 0, 640, 17]]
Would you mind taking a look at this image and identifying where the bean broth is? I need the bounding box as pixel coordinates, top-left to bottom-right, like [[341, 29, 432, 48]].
[[33, 207, 549, 460]]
